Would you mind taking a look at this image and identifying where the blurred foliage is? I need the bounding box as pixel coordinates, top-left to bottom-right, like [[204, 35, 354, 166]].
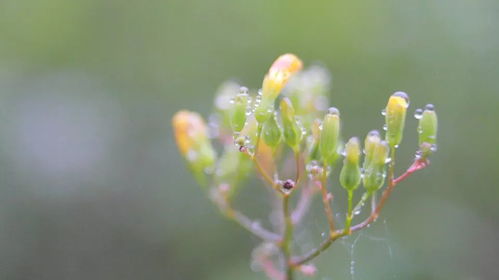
[[0, 0, 498, 279]]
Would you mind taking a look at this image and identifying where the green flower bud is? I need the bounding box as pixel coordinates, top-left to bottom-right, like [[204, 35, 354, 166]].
[[416, 104, 438, 158], [230, 88, 249, 132], [363, 130, 381, 171], [306, 119, 322, 162], [363, 140, 389, 192], [418, 104, 438, 146], [214, 145, 252, 197], [340, 137, 362, 191], [213, 81, 241, 130], [262, 113, 282, 148], [319, 107, 340, 163], [280, 97, 303, 150], [384, 91, 409, 148]]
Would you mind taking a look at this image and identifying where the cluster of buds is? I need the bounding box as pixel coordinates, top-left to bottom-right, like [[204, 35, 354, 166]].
[[172, 54, 438, 279]]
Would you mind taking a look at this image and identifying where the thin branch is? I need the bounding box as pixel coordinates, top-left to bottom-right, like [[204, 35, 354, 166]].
[[291, 183, 317, 225], [318, 165, 336, 233], [292, 157, 429, 266], [225, 208, 281, 242]]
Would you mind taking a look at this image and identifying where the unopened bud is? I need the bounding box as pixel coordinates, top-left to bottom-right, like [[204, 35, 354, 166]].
[[363, 140, 389, 192], [230, 89, 249, 132], [418, 104, 438, 146], [280, 98, 303, 149], [385, 91, 409, 148], [262, 113, 282, 148], [172, 111, 216, 183], [340, 137, 361, 191], [255, 54, 303, 123], [319, 107, 340, 163]]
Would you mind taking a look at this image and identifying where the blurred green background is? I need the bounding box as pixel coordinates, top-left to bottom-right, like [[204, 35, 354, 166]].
[[0, 0, 498, 279]]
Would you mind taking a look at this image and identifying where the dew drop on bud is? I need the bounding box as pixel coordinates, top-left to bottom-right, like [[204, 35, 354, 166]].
[[239, 86, 249, 95], [425, 104, 435, 111], [327, 107, 340, 116], [414, 108, 423, 119], [392, 91, 410, 107]]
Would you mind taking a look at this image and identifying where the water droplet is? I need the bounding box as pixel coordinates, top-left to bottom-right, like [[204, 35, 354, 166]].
[[239, 86, 249, 95], [381, 109, 386, 116], [414, 108, 423, 119], [392, 91, 410, 107], [382, 124, 387, 131], [385, 157, 392, 164], [327, 107, 340, 116], [368, 130, 380, 137], [424, 104, 435, 111], [257, 89, 263, 96], [321, 232, 326, 237], [430, 144, 438, 152]]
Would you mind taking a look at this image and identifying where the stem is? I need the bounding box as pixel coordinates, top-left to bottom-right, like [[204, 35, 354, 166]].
[[224, 207, 281, 242], [282, 194, 294, 280], [319, 164, 336, 233], [292, 154, 430, 266], [291, 183, 317, 225], [344, 190, 354, 234], [293, 149, 301, 184], [291, 231, 345, 266]]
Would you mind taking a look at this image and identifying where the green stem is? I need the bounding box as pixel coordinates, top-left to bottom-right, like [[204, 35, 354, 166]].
[[282, 194, 294, 280], [344, 190, 354, 234]]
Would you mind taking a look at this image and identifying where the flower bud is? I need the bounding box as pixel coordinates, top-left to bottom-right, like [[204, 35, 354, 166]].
[[363, 140, 389, 192], [384, 91, 409, 148], [363, 130, 381, 170], [255, 54, 303, 123], [172, 111, 216, 183], [417, 104, 438, 158], [319, 107, 340, 163], [262, 113, 282, 148], [213, 81, 241, 130], [340, 137, 362, 191], [418, 104, 438, 146], [280, 97, 303, 149], [306, 119, 322, 161], [230, 89, 249, 132]]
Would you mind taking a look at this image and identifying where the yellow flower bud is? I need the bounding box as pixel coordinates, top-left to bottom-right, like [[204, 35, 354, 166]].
[[385, 91, 409, 148], [262, 53, 303, 99], [256, 54, 303, 123], [173, 110, 207, 156], [172, 110, 216, 183]]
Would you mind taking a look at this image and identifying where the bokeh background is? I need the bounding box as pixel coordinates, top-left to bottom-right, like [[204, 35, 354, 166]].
[[0, 0, 498, 279]]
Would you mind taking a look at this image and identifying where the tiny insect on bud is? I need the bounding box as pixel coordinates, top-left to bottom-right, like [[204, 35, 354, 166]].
[[172, 111, 216, 184], [340, 137, 362, 191], [385, 91, 409, 148], [320, 107, 340, 163], [280, 97, 303, 150], [255, 53, 303, 123], [262, 113, 282, 148], [230, 89, 250, 132], [282, 179, 295, 190]]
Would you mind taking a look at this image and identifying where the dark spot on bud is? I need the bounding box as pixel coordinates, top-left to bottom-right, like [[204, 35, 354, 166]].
[[283, 179, 295, 190]]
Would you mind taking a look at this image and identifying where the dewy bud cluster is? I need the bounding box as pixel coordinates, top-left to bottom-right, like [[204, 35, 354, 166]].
[[172, 53, 438, 279]]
